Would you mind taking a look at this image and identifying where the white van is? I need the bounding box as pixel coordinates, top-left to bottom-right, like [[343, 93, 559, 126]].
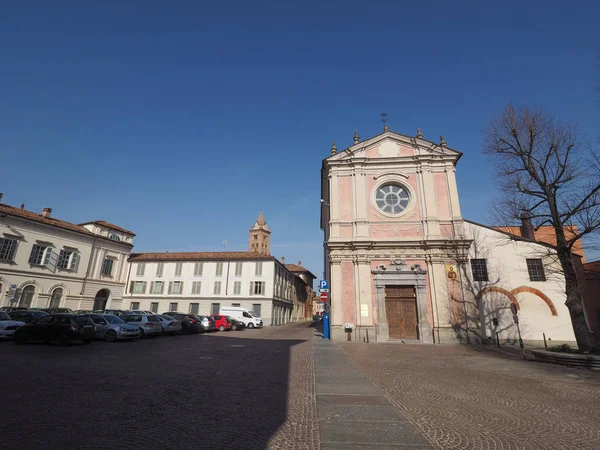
[[220, 307, 263, 328]]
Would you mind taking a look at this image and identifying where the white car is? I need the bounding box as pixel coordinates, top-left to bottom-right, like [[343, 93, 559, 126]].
[[0, 311, 26, 339]]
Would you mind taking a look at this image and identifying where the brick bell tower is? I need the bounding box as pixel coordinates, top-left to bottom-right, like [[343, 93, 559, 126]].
[[249, 210, 271, 255]]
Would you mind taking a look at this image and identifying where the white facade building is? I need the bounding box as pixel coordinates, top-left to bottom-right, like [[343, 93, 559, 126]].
[[0, 198, 135, 310], [124, 252, 302, 326]]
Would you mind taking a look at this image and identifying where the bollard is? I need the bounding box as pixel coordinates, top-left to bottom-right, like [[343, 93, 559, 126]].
[[323, 313, 330, 340]]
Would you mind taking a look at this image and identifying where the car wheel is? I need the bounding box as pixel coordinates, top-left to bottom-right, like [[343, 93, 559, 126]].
[[219, 325, 225, 331], [105, 330, 117, 342], [247, 323, 255, 329], [14, 334, 26, 345], [58, 334, 70, 346], [139, 328, 145, 337]]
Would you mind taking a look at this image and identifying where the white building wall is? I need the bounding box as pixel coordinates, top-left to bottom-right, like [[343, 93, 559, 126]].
[[464, 222, 576, 344], [0, 217, 133, 310], [124, 259, 295, 326]]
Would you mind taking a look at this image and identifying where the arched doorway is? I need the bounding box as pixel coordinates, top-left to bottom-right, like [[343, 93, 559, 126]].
[[49, 288, 63, 308], [19, 285, 35, 308], [93, 289, 110, 311]]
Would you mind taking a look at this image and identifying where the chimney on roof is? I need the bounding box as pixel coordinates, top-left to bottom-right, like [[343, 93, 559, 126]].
[[519, 212, 535, 241], [20, 203, 25, 209], [282, 256, 285, 265], [42, 207, 52, 218], [298, 261, 302, 266]]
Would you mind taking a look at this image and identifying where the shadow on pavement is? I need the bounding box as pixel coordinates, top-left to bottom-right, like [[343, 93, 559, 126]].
[[0, 332, 307, 450]]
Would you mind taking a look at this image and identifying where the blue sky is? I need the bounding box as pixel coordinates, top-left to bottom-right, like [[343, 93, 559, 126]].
[[1, 1, 599, 278]]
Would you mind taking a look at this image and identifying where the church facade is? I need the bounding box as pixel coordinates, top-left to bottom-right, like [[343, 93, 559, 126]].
[[321, 128, 576, 345]]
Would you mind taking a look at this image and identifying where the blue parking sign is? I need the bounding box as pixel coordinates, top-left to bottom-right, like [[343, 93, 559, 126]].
[[319, 280, 329, 290]]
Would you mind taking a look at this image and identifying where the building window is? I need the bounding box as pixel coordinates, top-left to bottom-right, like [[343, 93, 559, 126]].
[[130, 302, 140, 310], [169, 302, 178, 312], [192, 281, 202, 294], [375, 183, 411, 215], [109, 233, 121, 241], [0, 237, 18, 261], [252, 304, 261, 317], [216, 262, 224, 276], [136, 263, 146, 276], [150, 302, 159, 313], [170, 281, 183, 295], [232, 303, 241, 307], [233, 281, 241, 295], [29, 244, 53, 265], [101, 258, 114, 276], [194, 262, 203, 276], [156, 262, 164, 277], [49, 288, 63, 308], [255, 262, 263, 276], [152, 281, 164, 294], [19, 285, 35, 308], [56, 250, 80, 271], [470, 259, 489, 282], [213, 281, 222, 295], [235, 262, 243, 276], [211, 303, 220, 315], [132, 281, 147, 294], [189, 303, 199, 314], [250, 281, 265, 295], [175, 262, 183, 276], [254, 235, 258, 240], [526, 259, 546, 282]]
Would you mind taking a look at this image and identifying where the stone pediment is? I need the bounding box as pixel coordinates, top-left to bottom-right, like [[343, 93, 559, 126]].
[[327, 130, 462, 162]]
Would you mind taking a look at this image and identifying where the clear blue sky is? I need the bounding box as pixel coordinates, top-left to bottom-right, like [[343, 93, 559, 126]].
[[1, 1, 599, 278]]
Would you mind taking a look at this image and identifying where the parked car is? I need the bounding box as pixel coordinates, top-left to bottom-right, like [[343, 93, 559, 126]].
[[86, 314, 140, 342], [161, 312, 203, 334], [123, 314, 162, 337], [157, 315, 183, 335], [0, 311, 25, 340], [42, 308, 74, 314], [0, 306, 28, 313], [94, 309, 134, 317], [211, 315, 233, 332], [220, 307, 263, 328], [197, 315, 217, 332], [14, 314, 96, 345], [130, 310, 156, 315], [230, 318, 246, 331], [74, 310, 93, 315], [313, 314, 323, 323], [8, 310, 49, 323]]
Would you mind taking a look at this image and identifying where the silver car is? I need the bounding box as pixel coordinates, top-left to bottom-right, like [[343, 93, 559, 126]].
[[123, 314, 162, 337], [87, 314, 140, 342], [158, 315, 182, 335], [0, 311, 25, 339]]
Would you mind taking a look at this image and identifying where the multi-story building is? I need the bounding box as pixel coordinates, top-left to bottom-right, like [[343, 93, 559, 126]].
[[285, 261, 317, 319], [0, 196, 134, 310], [321, 127, 577, 344], [124, 212, 310, 325], [124, 252, 301, 326]]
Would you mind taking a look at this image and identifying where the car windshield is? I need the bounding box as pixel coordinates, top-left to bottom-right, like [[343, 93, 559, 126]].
[[0, 312, 10, 320], [125, 315, 142, 322], [105, 315, 125, 324]]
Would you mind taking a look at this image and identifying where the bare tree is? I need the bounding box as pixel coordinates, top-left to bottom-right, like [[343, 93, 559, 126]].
[[483, 103, 600, 351]]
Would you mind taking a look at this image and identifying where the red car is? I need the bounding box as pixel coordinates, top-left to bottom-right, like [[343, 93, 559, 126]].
[[211, 315, 233, 331]]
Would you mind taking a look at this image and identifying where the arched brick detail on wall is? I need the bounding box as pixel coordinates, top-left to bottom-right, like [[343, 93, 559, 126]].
[[510, 286, 558, 316], [476, 287, 520, 310]]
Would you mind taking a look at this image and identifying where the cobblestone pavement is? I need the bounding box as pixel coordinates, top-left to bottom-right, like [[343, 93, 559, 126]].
[[0, 322, 318, 450], [340, 343, 600, 450]]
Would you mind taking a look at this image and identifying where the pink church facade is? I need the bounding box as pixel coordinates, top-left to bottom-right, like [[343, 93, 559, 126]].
[[320, 128, 576, 345]]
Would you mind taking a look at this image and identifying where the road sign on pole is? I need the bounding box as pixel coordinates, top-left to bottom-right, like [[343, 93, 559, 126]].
[[319, 280, 329, 290], [320, 292, 328, 302]]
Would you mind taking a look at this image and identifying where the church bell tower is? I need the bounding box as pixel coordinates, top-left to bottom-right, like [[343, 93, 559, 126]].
[[249, 211, 271, 255]]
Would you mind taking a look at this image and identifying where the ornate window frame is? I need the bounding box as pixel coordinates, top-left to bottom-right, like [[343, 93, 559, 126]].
[[370, 173, 416, 219]]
